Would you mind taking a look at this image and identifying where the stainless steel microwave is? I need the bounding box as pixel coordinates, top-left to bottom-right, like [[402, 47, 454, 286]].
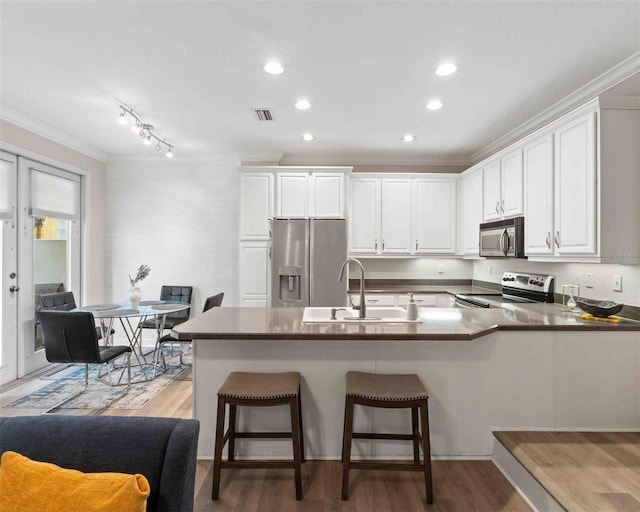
[[479, 217, 526, 258]]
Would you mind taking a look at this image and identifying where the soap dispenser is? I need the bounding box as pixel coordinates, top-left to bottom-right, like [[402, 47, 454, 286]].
[[406, 293, 418, 321]]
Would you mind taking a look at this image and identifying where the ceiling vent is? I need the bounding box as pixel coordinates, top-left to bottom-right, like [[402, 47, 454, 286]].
[[253, 108, 274, 121]]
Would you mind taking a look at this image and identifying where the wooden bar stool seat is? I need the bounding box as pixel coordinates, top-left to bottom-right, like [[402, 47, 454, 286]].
[[212, 371, 305, 501], [341, 371, 433, 503]]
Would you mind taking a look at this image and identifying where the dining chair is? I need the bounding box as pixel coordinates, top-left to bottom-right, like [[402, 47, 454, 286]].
[[39, 310, 132, 414], [39, 291, 115, 341], [152, 292, 223, 377], [140, 286, 193, 331]]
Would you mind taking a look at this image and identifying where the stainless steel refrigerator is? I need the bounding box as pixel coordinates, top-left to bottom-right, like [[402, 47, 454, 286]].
[[270, 218, 348, 307]]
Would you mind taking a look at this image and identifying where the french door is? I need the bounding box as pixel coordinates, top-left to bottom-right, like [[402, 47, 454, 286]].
[[0, 152, 18, 384], [0, 152, 82, 382]]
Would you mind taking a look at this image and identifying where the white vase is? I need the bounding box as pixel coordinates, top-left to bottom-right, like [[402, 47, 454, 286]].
[[128, 286, 141, 308]]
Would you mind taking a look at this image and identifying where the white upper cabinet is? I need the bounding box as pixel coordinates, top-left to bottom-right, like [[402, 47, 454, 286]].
[[459, 168, 483, 256], [380, 178, 412, 253], [276, 173, 308, 217], [482, 160, 501, 221], [524, 134, 554, 255], [414, 178, 457, 254], [483, 149, 523, 221], [553, 112, 596, 255], [239, 172, 273, 240], [349, 177, 381, 253], [276, 169, 347, 217], [310, 172, 345, 217], [349, 174, 457, 256]]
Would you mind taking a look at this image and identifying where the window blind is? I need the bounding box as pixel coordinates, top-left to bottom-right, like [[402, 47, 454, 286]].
[[30, 166, 80, 220], [0, 156, 16, 221]]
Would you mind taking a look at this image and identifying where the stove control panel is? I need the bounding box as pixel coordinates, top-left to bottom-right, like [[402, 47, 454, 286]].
[[502, 272, 554, 294]]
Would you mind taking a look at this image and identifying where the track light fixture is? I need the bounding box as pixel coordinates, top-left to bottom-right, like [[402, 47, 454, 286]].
[[118, 105, 175, 157]]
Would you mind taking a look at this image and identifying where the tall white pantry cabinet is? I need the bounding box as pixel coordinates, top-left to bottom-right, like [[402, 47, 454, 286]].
[[238, 166, 351, 306]]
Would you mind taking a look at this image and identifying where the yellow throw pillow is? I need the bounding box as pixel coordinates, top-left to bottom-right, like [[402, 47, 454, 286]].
[[0, 451, 150, 512]]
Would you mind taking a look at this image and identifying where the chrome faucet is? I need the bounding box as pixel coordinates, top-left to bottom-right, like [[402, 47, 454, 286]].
[[338, 257, 366, 320]]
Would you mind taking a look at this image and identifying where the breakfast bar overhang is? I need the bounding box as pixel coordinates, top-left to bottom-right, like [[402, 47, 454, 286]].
[[173, 306, 640, 459]]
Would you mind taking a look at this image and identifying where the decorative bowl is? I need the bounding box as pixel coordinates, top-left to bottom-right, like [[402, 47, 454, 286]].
[[576, 298, 623, 318]]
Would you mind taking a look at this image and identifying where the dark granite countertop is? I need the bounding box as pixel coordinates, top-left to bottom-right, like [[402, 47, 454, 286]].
[[173, 304, 640, 342]]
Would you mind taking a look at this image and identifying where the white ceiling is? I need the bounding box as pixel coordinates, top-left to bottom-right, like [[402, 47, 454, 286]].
[[1, 1, 639, 165]]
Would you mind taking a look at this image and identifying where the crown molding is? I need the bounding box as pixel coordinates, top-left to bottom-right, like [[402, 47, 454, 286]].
[[472, 52, 640, 163], [279, 153, 472, 167], [0, 105, 109, 163], [107, 153, 241, 166]]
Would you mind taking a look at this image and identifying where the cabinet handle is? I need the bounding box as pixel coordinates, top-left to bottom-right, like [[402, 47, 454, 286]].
[[545, 232, 551, 249], [382, 240, 385, 250], [500, 199, 505, 213], [495, 202, 500, 214], [367, 298, 379, 304], [415, 240, 418, 250], [554, 231, 560, 248], [374, 239, 378, 250]]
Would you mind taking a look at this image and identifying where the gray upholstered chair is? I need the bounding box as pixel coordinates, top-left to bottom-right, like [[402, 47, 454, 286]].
[[39, 310, 131, 413], [39, 291, 114, 340], [0, 415, 200, 512]]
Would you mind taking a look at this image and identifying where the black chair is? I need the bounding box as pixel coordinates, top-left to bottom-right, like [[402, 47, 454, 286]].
[[39, 310, 132, 414], [140, 286, 193, 331], [152, 292, 223, 377], [39, 291, 115, 341]]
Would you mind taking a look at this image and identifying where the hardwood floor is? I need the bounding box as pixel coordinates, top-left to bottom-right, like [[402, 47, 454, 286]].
[[495, 431, 640, 512], [1, 363, 531, 511]]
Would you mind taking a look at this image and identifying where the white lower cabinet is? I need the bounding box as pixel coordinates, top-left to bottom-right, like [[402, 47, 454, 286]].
[[350, 293, 453, 308], [238, 242, 270, 306]]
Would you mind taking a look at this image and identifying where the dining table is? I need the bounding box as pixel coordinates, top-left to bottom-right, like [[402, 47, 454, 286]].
[[75, 300, 191, 382]]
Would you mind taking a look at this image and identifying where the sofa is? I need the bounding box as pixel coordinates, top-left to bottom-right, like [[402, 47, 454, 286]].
[[0, 415, 199, 512]]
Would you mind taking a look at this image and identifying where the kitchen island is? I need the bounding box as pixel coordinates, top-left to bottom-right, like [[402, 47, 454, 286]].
[[173, 306, 640, 459]]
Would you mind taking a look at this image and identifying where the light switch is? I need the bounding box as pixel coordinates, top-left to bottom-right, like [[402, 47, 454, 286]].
[[612, 274, 622, 292], [585, 273, 594, 288]]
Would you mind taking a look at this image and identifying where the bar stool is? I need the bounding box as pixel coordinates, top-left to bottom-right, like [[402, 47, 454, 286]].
[[341, 371, 433, 503], [211, 371, 305, 500]]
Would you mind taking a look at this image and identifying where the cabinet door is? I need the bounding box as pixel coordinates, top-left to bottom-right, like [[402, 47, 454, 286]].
[[483, 160, 502, 221], [238, 242, 270, 304], [277, 173, 308, 217], [461, 169, 483, 255], [501, 149, 523, 217], [524, 135, 554, 255], [349, 178, 380, 253], [310, 172, 344, 217], [380, 179, 412, 253], [554, 113, 596, 255], [414, 179, 456, 254], [239, 173, 273, 240]]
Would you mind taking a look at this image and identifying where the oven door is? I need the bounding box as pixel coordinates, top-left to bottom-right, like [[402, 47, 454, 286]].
[[453, 295, 492, 309]]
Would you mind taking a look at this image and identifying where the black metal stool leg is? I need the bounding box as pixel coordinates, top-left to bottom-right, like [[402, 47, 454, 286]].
[[212, 397, 227, 500], [420, 399, 433, 504], [341, 396, 355, 500]]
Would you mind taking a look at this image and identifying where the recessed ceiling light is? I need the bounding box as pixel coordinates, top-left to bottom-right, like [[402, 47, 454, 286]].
[[295, 99, 311, 110], [426, 100, 443, 111], [301, 133, 315, 141], [403, 134, 416, 142], [435, 62, 458, 76], [264, 61, 284, 75]]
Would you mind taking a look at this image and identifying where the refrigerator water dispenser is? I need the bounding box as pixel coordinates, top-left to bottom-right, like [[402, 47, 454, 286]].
[[278, 266, 302, 302]]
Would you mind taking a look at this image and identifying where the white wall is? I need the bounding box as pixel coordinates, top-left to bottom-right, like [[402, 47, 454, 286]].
[[473, 259, 640, 307], [106, 157, 240, 321]]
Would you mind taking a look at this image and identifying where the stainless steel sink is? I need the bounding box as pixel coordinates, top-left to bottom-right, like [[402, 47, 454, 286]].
[[302, 306, 422, 324]]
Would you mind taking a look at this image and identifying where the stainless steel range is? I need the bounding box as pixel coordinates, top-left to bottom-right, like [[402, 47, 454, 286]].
[[454, 272, 555, 309]]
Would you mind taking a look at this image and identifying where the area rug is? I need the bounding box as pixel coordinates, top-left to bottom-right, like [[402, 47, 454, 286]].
[[8, 350, 191, 410]]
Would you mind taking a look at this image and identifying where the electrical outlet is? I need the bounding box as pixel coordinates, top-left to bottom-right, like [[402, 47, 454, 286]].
[[438, 264, 444, 274], [612, 274, 622, 292], [585, 273, 594, 288]]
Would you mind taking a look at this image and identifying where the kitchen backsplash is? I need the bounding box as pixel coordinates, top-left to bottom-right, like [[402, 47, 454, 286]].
[[351, 258, 639, 307]]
